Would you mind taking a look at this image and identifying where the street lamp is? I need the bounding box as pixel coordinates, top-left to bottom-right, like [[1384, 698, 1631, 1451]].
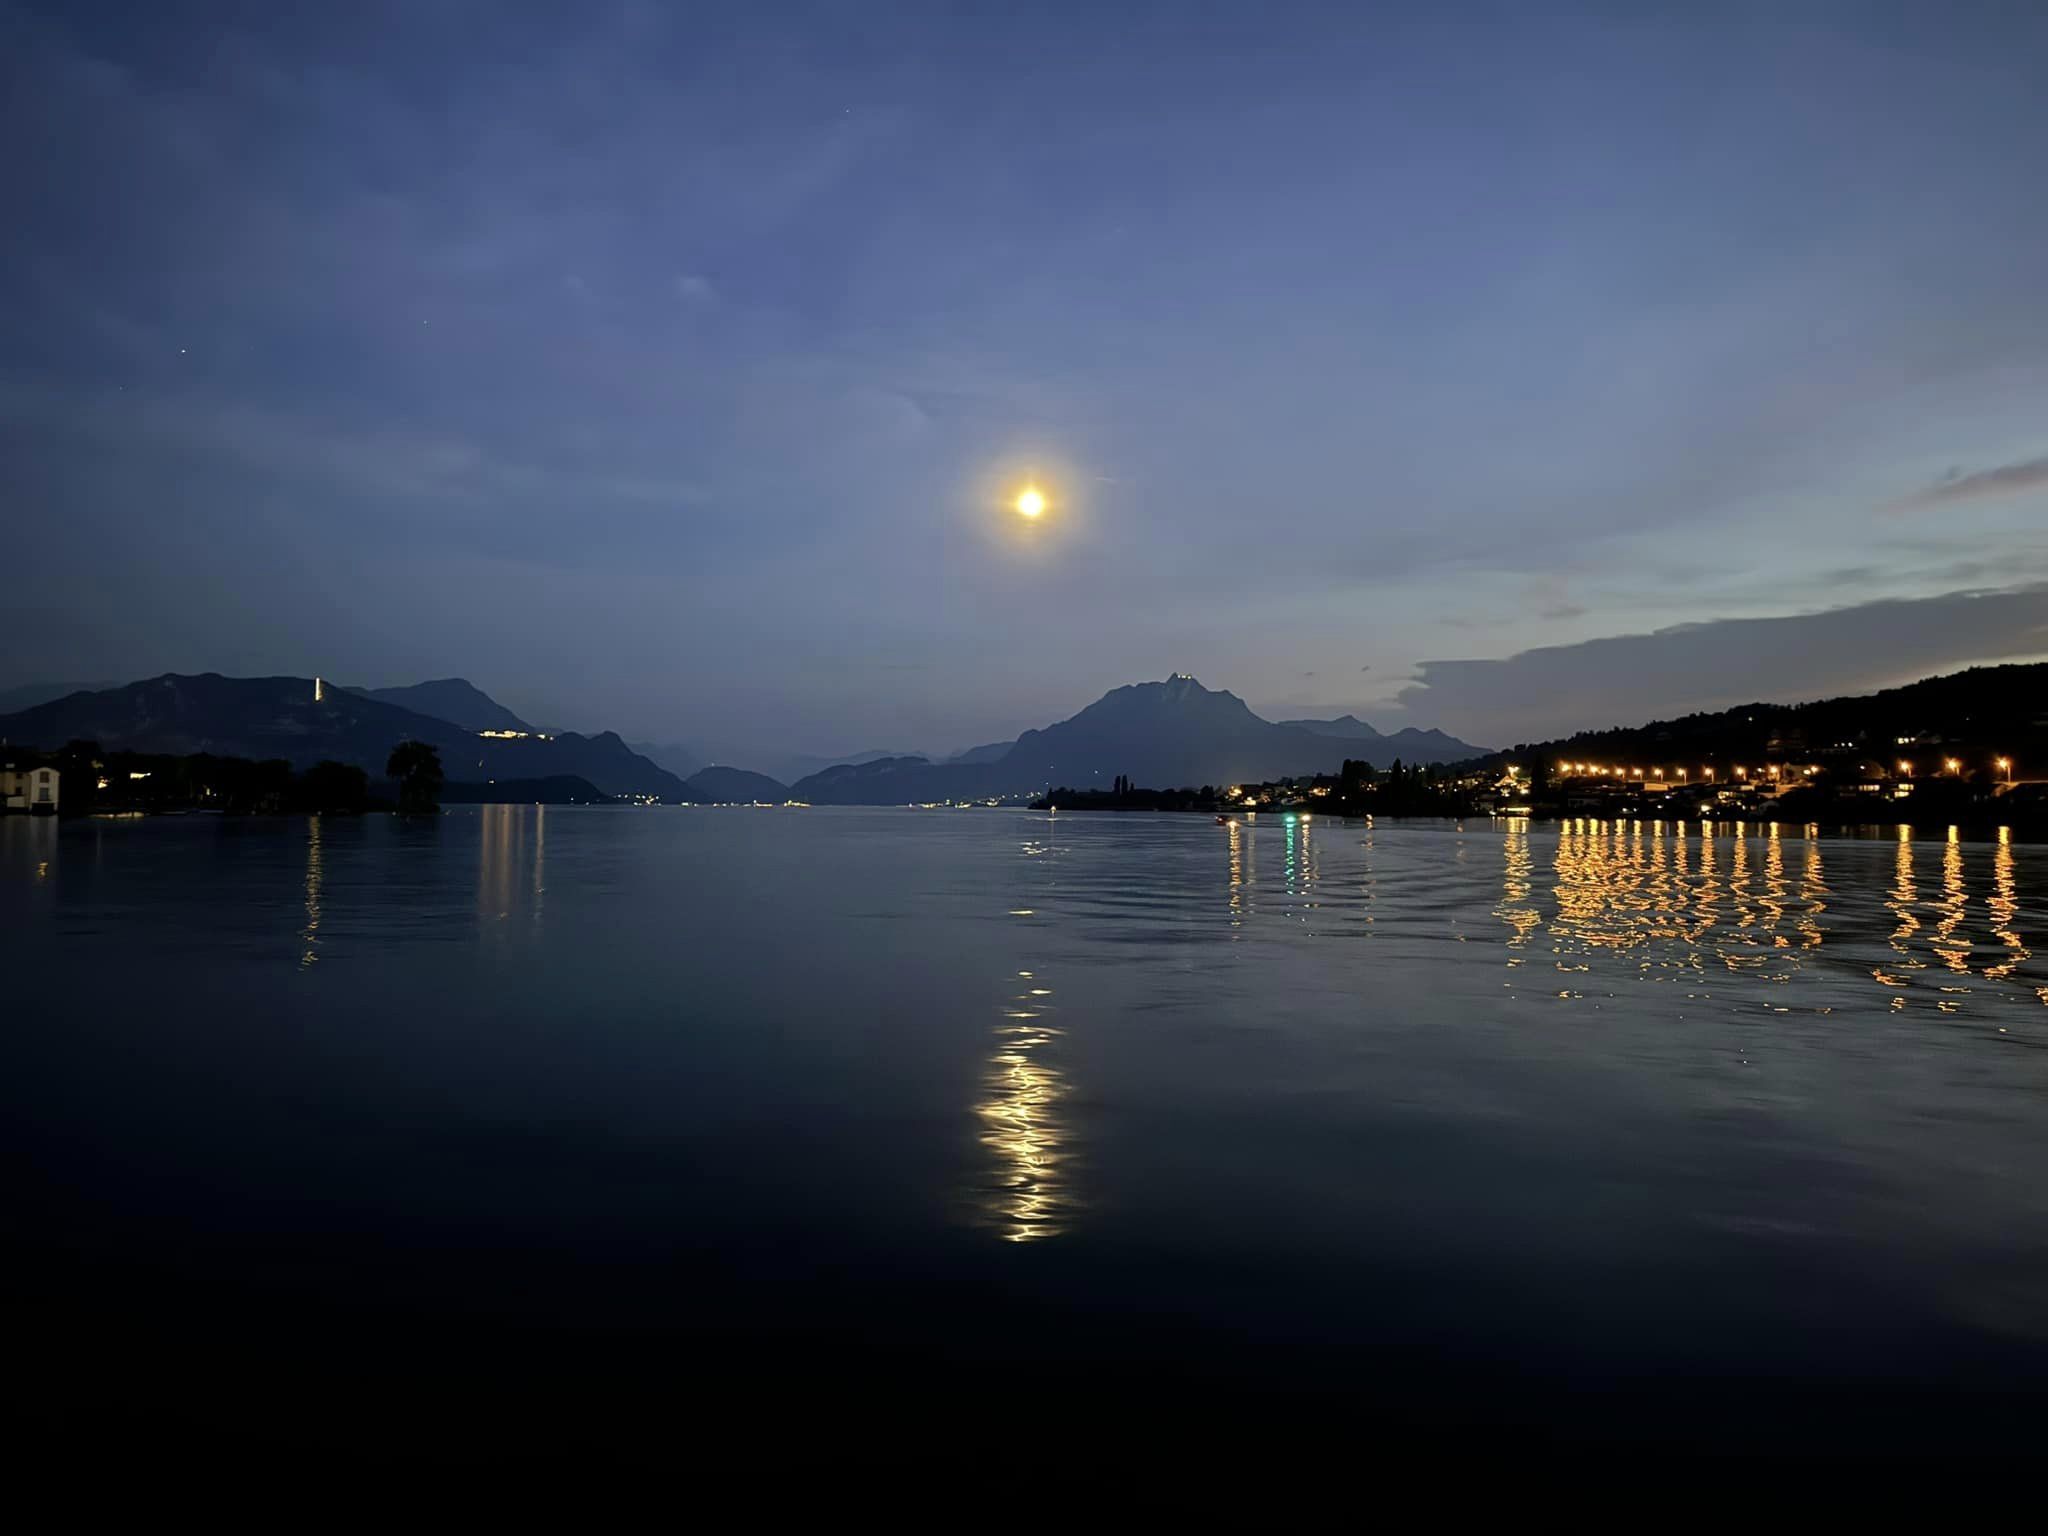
[[1944, 757, 1961, 775], [1996, 756, 2013, 784], [1898, 760, 1913, 778]]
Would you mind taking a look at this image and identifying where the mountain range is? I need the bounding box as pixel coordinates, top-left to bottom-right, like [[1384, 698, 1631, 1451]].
[[788, 675, 1486, 804], [945, 740, 1016, 765], [343, 678, 534, 734], [765, 746, 923, 785], [627, 740, 705, 781], [0, 670, 1484, 806], [682, 765, 792, 803], [1276, 714, 1482, 761], [0, 681, 122, 714], [0, 674, 686, 799]]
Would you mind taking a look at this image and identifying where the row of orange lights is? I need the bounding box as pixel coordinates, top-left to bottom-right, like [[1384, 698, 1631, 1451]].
[[1554, 762, 1757, 781], [1891, 756, 2014, 778], [1556, 756, 2015, 782]]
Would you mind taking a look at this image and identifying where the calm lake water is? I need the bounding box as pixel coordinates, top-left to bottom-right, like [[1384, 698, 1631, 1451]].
[[6, 806, 2048, 1466]]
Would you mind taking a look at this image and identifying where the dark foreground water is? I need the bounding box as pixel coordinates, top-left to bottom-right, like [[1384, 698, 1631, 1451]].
[[5, 807, 2047, 1473]]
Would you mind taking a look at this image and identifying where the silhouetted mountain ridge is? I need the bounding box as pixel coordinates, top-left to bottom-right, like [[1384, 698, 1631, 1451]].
[[0, 681, 121, 715], [0, 674, 685, 799], [343, 678, 534, 734], [946, 740, 1014, 764], [1277, 713, 1381, 739], [684, 765, 791, 803], [790, 675, 1486, 803], [629, 740, 705, 780], [1489, 661, 2048, 771], [759, 746, 924, 784]]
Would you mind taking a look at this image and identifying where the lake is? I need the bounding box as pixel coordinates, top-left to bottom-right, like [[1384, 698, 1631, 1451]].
[[5, 806, 2047, 1470]]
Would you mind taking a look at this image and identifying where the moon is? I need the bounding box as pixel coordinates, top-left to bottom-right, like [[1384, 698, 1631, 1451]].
[[1014, 486, 1046, 519]]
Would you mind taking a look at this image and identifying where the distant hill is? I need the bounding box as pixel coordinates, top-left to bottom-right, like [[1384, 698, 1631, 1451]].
[[469, 730, 686, 799], [1277, 713, 1382, 739], [0, 673, 686, 799], [947, 740, 1016, 765], [755, 746, 924, 784], [684, 765, 791, 803], [344, 678, 533, 734], [1492, 662, 2048, 775], [1280, 714, 1487, 761], [790, 675, 1486, 804], [627, 740, 704, 780], [443, 776, 611, 805], [0, 681, 121, 714], [1378, 726, 1487, 760], [787, 755, 945, 802]]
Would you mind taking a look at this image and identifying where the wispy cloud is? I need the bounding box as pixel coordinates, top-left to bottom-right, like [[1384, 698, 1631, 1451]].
[[0, 373, 706, 544], [1895, 456, 2048, 511], [1392, 582, 2048, 746]]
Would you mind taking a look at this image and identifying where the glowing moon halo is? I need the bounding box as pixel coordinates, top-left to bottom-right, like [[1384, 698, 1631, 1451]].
[[1014, 486, 1046, 519]]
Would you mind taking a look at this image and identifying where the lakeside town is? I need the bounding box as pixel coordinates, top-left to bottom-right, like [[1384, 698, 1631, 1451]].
[[1, 740, 455, 819], [1037, 746, 2043, 835], [1031, 664, 2047, 833]]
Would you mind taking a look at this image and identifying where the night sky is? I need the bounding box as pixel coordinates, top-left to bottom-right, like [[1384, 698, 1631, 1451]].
[[5, 1, 2046, 761]]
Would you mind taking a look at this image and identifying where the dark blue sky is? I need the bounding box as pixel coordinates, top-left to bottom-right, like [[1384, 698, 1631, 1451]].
[[6, 0, 2047, 759]]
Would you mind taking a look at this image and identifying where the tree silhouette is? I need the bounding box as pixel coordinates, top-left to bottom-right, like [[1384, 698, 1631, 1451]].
[[300, 760, 368, 813], [386, 740, 444, 814]]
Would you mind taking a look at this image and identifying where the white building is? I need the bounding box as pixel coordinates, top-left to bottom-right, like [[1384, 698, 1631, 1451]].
[[1, 764, 60, 814]]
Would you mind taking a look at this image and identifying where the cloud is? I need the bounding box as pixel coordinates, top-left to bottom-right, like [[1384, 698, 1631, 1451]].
[[840, 386, 931, 441], [1895, 456, 2048, 511], [0, 373, 706, 555], [1392, 582, 2048, 746], [675, 272, 716, 304]]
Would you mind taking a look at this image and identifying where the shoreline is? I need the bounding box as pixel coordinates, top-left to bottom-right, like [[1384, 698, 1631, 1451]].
[[1029, 803, 2048, 843]]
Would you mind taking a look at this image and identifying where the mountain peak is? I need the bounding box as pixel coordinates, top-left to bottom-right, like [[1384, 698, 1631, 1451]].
[[1067, 674, 1254, 727], [788, 674, 1484, 802], [1100, 673, 1230, 703], [1278, 713, 1385, 742]]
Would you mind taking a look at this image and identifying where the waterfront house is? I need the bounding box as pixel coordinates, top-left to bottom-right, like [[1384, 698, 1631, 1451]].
[[1, 763, 59, 814]]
